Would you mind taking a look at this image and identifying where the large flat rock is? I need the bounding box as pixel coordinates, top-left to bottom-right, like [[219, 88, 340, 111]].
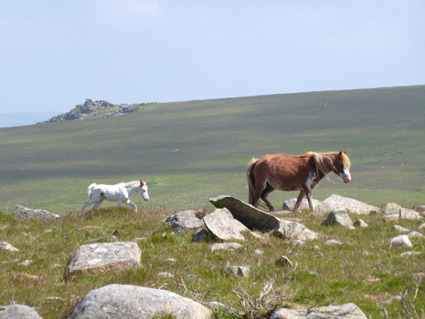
[[203, 208, 249, 241], [65, 242, 141, 278], [68, 284, 212, 319], [209, 195, 280, 232]]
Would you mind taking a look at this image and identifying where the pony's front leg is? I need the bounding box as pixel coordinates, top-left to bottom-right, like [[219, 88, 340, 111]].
[[124, 199, 137, 212], [293, 191, 305, 212]]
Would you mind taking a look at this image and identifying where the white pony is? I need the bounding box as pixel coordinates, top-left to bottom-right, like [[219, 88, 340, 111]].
[[81, 180, 149, 213]]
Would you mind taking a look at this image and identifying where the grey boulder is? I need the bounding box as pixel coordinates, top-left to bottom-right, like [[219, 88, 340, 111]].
[[68, 284, 212, 319]]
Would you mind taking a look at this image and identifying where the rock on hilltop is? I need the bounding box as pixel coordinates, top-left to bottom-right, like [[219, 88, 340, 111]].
[[44, 98, 150, 123]]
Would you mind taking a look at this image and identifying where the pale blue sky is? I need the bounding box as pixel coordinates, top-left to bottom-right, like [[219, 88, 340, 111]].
[[1, 0, 424, 113]]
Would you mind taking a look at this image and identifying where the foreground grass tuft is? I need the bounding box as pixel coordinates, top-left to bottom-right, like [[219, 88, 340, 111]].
[[1, 207, 424, 318]]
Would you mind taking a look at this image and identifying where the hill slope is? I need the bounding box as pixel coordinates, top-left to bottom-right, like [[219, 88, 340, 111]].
[[0, 85, 424, 213]]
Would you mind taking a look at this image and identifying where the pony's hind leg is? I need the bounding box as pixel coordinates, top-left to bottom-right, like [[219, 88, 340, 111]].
[[81, 199, 96, 213], [293, 190, 306, 213], [93, 200, 104, 210], [261, 183, 276, 211]]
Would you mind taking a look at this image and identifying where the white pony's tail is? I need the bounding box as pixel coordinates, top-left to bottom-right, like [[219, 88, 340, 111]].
[[87, 183, 97, 199]]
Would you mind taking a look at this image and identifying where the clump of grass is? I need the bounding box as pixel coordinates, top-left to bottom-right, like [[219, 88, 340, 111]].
[[0, 207, 424, 318]]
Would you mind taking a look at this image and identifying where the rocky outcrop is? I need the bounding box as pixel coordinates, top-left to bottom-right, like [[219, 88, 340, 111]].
[[209, 195, 321, 242], [64, 242, 141, 278], [44, 98, 147, 123], [13, 204, 59, 221], [68, 284, 212, 319]]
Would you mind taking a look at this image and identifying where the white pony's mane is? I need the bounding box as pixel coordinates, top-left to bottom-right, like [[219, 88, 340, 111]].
[[122, 181, 141, 188]]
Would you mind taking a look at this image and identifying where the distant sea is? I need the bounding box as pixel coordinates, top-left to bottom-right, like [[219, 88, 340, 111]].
[[0, 112, 57, 128]]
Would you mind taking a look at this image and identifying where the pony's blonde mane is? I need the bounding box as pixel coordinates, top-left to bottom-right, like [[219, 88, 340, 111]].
[[122, 181, 140, 188], [306, 152, 350, 175]]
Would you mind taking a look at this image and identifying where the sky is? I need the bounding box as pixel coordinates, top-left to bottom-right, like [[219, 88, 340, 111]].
[[1, 0, 424, 114]]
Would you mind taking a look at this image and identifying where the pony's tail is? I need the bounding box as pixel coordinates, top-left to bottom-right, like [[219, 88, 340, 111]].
[[247, 158, 258, 205], [87, 183, 97, 199]]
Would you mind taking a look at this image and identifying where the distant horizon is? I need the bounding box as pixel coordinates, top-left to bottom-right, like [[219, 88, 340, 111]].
[[0, 111, 57, 128], [1, 84, 424, 128]]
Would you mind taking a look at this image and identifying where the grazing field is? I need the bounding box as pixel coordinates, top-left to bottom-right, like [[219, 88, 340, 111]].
[[0, 86, 424, 214], [1, 86, 425, 318], [0, 208, 424, 318]]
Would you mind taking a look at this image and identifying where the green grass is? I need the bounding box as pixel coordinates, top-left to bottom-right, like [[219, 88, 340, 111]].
[[0, 207, 424, 318], [1, 86, 425, 213]]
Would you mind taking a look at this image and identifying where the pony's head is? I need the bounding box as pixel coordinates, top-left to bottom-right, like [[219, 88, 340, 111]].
[[139, 180, 150, 201], [333, 151, 351, 183], [312, 151, 351, 183]]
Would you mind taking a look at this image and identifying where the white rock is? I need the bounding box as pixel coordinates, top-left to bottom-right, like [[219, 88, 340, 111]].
[[64, 242, 141, 278], [0, 241, 19, 252], [68, 284, 212, 319], [389, 235, 413, 248]]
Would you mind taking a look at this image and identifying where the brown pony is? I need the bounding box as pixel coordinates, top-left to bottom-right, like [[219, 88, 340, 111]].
[[247, 151, 351, 212]]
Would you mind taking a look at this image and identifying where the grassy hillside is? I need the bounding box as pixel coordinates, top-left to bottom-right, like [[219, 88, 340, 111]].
[[0, 208, 424, 318], [0, 86, 424, 213]]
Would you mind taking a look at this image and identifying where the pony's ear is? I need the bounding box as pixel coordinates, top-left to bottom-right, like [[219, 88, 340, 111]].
[[140, 180, 145, 186]]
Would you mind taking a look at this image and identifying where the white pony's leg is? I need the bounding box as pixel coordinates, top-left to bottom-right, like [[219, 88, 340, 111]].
[[125, 199, 137, 211], [81, 199, 96, 213], [93, 200, 104, 210]]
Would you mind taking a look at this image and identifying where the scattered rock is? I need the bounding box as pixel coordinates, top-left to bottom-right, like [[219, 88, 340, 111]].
[[389, 235, 413, 249], [325, 239, 343, 246], [13, 204, 59, 221], [68, 284, 212, 319], [354, 219, 368, 227], [291, 240, 305, 247], [283, 198, 320, 212], [210, 242, 242, 252], [407, 231, 424, 238], [321, 209, 353, 227], [192, 229, 211, 242], [18, 260, 33, 266], [384, 202, 402, 215], [203, 208, 249, 241], [399, 251, 421, 258], [158, 272, 174, 278], [316, 195, 380, 215], [271, 303, 367, 319], [418, 223, 425, 230], [273, 220, 321, 242], [0, 241, 19, 252], [165, 210, 204, 233], [209, 195, 280, 232], [276, 256, 293, 268], [224, 266, 250, 277], [399, 208, 421, 220], [64, 242, 141, 278], [413, 205, 425, 213], [254, 249, 264, 255], [391, 225, 409, 233], [0, 304, 42, 319]]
